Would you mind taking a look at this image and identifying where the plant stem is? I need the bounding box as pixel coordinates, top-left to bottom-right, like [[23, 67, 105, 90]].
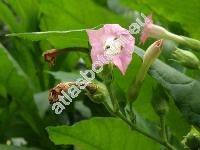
[[118, 112, 176, 150], [160, 116, 167, 142], [103, 102, 176, 150], [107, 84, 119, 112], [160, 116, 176, 150]]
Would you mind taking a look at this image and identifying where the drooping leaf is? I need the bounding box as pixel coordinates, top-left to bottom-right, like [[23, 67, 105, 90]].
[[47, 117, 160, 150]]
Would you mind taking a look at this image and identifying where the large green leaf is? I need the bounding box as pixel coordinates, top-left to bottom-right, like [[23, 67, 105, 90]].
[[7, 29, 89, 46], [0, 43, 41, 135], [47, 117, 160, 150], [0, 0, 39, 32], [135, 47, 200, 128], [7, 0, 128, 49], [121, 0, 200, 39], [0, 0, 43, 90]]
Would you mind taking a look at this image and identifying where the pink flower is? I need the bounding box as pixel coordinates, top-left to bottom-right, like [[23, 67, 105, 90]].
[[87, 24, 135, 75], [141, 16, 167, 44]]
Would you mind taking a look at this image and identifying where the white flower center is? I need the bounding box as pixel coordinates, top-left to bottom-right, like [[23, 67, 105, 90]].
[[104, 37, 123, 58]]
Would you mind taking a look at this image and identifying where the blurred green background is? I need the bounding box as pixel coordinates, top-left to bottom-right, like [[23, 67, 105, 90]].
[[0, 0, 199, 150]]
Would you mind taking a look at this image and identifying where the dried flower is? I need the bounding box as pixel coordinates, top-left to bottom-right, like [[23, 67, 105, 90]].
[[49, 82, 74, 104], [43, 49, 58, 66]]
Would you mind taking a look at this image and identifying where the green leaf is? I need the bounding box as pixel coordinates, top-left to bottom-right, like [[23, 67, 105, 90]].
[[0, 144, 41, 150], [7, 0, 129, 48], [47, 71, 81, 82], [34, 91, 49, 118], [47, 117, 160, 150], [7, 29, 88, 48], [121, 0, 200, 39], [0, 2, 18, 32], [135, 47, 200, 128], [0, 0, 39, 32], [0, 0, 44, 90], [0, 43, 41, 135]]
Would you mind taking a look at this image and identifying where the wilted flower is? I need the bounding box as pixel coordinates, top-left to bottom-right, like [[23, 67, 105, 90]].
[[43, 49, 58, 66], [141, 16, 167, 44], [49, 82, 75, 104], [87, 24, 135, 75]]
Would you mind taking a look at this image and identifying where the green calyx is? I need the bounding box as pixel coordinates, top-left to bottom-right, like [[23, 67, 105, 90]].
[[85, 81, 109, 104], [172, 48, 200, 69]]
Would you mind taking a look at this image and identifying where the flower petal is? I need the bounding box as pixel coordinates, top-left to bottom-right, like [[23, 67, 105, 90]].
[[87, 24, 135, 75], [140, 15, 153, 44]]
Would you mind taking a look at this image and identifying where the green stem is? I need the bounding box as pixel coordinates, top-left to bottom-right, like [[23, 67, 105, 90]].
[[160, 116, 167, 142], [103, 102, 176, 150], [107, 84, 119, 112], [166, 31, 200, 51], [160, 116, 176, 150], [129, 102, 136, 123], [165, 31, 185, 44]]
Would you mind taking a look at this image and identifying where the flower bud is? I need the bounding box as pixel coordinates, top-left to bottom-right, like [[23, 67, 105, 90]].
[[182, 126, 200, 149], [172, 48, 200, 69], [181, 36, 200, 51], [128, 40, 163, 102], [85, 81, 109, 104], [143, 39, 163, 67]]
